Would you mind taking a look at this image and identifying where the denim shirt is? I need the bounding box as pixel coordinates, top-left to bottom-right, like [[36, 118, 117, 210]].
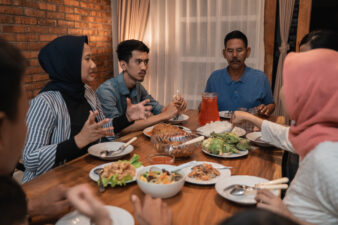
[[96, 73, 163, 119]]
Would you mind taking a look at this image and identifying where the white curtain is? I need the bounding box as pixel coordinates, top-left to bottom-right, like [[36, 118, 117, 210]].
[[143, 0, 265, 109]]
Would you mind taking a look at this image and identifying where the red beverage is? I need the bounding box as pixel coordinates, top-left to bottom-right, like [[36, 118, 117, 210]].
[[199, 92, 220, 126]]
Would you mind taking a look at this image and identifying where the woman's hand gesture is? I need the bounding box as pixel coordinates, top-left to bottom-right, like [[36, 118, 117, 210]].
[[74, 110, 114, 149]]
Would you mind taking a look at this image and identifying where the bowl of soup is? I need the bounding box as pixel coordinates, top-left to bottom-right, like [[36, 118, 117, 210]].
[[136, 164, 185, 198]]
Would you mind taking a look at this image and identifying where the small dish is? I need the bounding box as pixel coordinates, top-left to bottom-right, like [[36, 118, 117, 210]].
[[168, 114, 190, 124], [147, 153, 175, 165], [137, 164, 185, 198], [246, 132, 273, 147]]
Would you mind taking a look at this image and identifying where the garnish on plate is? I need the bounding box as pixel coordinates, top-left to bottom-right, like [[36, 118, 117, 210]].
[[99, 154, 142, 187]]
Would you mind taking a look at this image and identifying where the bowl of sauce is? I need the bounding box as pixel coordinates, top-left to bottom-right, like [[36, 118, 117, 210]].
[[147, 153, 175, 165]]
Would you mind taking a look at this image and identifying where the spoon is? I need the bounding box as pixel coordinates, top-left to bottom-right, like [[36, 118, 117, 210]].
[[100, 137, 137, 158], [168, 136, 204, 153], [150, 161, 198, 173], [228, 177, 289, 196], [97, 169, 105, 193], [93, 168, 104, 175]]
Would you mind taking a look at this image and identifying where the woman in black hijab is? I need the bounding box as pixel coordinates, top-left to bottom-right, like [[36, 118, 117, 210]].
[[22, 35, 151, 183]]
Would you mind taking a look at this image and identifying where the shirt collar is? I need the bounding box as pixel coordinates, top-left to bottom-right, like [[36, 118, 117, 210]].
[[225, 66, 249, 84], [116, 73, 139, 99], [116, 73, 130, 96]]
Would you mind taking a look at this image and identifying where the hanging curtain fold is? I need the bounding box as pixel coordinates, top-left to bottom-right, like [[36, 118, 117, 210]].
[[273, 0, 295, 116], [117, 0, 150, 42]]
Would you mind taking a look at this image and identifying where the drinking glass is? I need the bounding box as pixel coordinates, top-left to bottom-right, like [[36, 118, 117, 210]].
[[199, 92, 220, 126]]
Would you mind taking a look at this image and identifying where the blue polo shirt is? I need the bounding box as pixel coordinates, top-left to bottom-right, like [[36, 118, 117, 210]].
[[205, 66, 274, 111], [96, 73, 163, 119]]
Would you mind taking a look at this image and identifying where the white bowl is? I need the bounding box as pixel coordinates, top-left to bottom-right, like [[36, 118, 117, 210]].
[[136, 164, 185, 198]]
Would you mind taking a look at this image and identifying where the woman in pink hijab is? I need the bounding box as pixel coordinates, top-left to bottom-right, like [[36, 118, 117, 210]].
[[255, 49, 338, 225]]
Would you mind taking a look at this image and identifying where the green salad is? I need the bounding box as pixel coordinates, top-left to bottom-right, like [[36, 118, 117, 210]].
[[202, 132, 251, 155], [99, 154, 142, 187]]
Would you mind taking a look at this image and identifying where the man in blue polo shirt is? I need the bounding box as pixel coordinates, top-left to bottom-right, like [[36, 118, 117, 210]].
[[205, 30, 275, 116], [97, 40, 187, 134]]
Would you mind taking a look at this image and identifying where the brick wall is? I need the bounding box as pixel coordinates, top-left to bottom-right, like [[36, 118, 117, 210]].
[[0, 0, 113, 99]]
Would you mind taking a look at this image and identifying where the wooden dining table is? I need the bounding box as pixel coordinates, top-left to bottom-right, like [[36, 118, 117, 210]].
[[23, 110, 284, 225]]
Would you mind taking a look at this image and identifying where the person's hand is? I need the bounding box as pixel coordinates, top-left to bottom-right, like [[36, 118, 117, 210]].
[[131, 194, 172, 225], [28, 185, 69, 217], [163, 102, 178, 120], [74, 110, 114, 149], [255, 189, 293, 219], [67, 184, 112, 225], [173, 94, 187, 113], [231, 111, 252, 125], [126, 98, 152, 121], [257, 104, 275, 117]]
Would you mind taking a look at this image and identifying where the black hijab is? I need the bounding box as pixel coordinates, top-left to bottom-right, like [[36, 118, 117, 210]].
[[39, 35, 88, 101]]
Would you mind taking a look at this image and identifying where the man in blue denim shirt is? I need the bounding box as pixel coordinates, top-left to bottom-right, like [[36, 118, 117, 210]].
[[97, 40, 187, 134], [205, 30, 275, 116]]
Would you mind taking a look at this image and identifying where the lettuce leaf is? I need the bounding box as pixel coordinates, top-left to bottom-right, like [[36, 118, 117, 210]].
[[97, 154, 142, 188]]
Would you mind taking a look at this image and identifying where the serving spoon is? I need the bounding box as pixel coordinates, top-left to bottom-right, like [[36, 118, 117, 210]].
[[227, 177, 289, 196]]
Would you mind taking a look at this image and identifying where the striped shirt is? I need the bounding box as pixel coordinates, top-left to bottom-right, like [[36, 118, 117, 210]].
[[22, 85, 113, 183]]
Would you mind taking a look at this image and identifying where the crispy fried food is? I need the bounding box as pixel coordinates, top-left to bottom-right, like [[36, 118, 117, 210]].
[[188, 163, 220, 181], [102, 161, 135, 180], [152, 123, 188, 137]]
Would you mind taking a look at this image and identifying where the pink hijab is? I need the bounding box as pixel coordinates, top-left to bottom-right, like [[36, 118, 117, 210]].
[[283, 49, 338, 159]]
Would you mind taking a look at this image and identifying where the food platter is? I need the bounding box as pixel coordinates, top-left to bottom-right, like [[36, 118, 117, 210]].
[[143, 125, 191, 138], [89, 162, 143, 184], [88, 142, 134, 160], [182, 161, 231, 185]]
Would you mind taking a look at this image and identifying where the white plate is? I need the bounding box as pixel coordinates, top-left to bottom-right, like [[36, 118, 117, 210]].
[[56, 205, 134, 225], [168, 114, 190, 124], [246, 132, 273, 147], [89, 162, 143, 184], [230, 127, 246, 137], [182, 161, 231, 185], [215, 175, 280, 205], [219, 111, 232, 119], [196, 121, 246, 137], [88, 142, 134, 160], [202, 147, 248, 158], [143, 125, 191, 138]]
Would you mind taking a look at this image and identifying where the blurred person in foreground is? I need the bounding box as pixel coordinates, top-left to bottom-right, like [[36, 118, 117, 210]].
[[204, 30, 275, 116], [0, 37, 113, 225], [219, 208, 300, 225], [0, 37, 69, 222], [251, 49, 338, 224], [96, 40, 187, 135]]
